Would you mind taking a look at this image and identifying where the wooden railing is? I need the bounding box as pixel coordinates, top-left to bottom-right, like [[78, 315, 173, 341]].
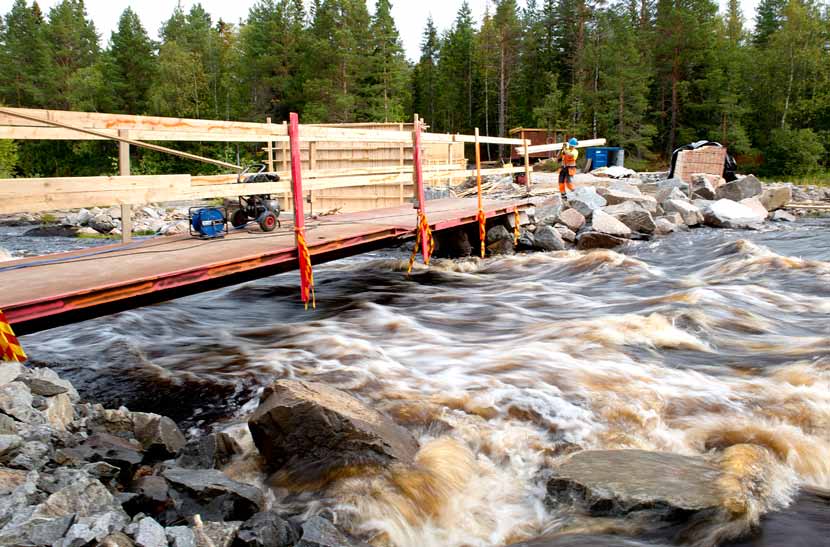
[[0, 108, 533, 236]]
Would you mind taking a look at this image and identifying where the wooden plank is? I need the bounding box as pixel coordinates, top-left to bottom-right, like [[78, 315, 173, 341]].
[[0, 174, 189, 196], [453, 134, 524, 145], [515, 138, 607, 155], [118, 130, 131, 244]]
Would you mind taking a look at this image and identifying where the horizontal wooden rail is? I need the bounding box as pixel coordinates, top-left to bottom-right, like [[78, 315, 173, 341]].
[[515, 138, 607, 155]]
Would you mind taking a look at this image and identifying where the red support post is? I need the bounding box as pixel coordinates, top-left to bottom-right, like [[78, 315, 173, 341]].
[[288, 112, 314, 308], [412, 114, 430, 264]]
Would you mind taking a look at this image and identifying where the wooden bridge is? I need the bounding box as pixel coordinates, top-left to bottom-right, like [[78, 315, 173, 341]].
[[0, 108, 535, 335]]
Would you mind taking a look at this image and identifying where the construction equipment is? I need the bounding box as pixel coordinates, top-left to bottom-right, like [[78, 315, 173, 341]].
[[189, 206, 228, 239], [230, 164, 282, 232]]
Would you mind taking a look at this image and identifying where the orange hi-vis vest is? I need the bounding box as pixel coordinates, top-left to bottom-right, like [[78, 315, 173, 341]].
[[562, 146, 579, 167]]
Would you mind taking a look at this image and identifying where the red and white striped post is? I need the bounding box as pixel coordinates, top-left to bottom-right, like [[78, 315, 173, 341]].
[[412, 114, 430, 264]]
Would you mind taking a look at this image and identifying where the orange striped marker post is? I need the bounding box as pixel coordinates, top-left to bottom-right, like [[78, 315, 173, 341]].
[[0, 310, 27, 362]]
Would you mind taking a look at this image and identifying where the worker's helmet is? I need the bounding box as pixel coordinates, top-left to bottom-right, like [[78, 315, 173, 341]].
[[568, 137, 579, 147]]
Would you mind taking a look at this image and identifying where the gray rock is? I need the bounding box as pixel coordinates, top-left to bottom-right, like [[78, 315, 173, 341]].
[[0, 467, 28, 496], [20, 367, 78, 399], [9, 440, 50, 470], [59, 511, 130, 547], [0, 382, 44, 425], [608, 180, 642, 195], [663, 200, 703, 226], [162, 467, 263, 522], [134, 517, 167, 547], [547, 449, 722, 516], [716, 175, 763, 201], [654, 218, 677, 235], [703, 199, 766, 229], [604, 203, 655, 234], [101, 532, 135, 547], [567, 187, 607, 218], [248, 380, 419, 485], [558, 208, 585, 232], [73, 433, 144, 480], [657, 186, 689, 205], [0, 415, 17, 435], [772, 210, 796, 222], [435, 229, 472, 257], [533, 197, 564, 226], [485, 225, 512, 244], [177, 432, 242, 470], [44, 393, 74, 431], [132, 412, 187, 459], [122, 475, 171, 519], [516, 228, 535, 249], [590, 210, 631, 238], [655, 177, 688, 193], [0, 362, 22, 386], [554, 225, 576, 243], [24, 225, 82, 237], [83, 461, 121, 481], [576, 232, 628, 251], [0, 435, 21, 462], [167, 526, 197, 547], [297, 516, 371, 547], [739, 197, 769, 219], [690, 174, 716, 200], [760, 185, 793, 211], [231, 511, 299, 547], [533, 226, 566, 251], [89, 213, 117, 234], [195, 521, 242, 547]]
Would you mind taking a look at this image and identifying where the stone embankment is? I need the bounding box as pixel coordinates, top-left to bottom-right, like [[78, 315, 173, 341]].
[[479, 173, 806, 254], [1, 206, 190, 238]]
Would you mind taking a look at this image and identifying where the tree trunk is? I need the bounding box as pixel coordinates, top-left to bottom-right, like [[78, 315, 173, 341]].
[[499, 44, 506, 160], [669, 48, 679, 155], [781, 43, 795, 129]]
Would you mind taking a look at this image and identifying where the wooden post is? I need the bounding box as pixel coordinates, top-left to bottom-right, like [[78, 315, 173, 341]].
[[308, 140, 317, 213], [282, 120, 289, 211], [118, 129, 131, 244], [475, 128, 482, 212], [447, 142, 454, 188], [288, 113, 308, 300], [523, 138, 532, 191], [265, 116, 274, 172], [412, 114, 429, 263], [398, 122, 404, 204]]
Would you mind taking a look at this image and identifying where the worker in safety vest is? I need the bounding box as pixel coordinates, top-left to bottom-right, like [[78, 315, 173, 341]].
[[558, 137, 579, 200]]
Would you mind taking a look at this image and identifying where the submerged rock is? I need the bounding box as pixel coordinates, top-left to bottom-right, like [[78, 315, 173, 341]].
[[162, 467, 263, 522], [533, 225, 567, 251], [576, 232, 628, 251], [546, 449, 722, 517], [248, 380, 419, 484]]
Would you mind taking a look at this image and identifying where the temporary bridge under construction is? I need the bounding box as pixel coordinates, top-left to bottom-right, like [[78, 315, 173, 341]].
[[0, 108, 537, 335]]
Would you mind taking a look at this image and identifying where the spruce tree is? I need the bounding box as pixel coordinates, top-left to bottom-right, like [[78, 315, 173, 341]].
[[44, 0, 100, 109], [365, 0, 409, 122], [412, 16, 439, 126], [0, 0, 52, 107], [754, 0, 787, 45], [436, 2, 476, 132], [107, 7, 156, 114]]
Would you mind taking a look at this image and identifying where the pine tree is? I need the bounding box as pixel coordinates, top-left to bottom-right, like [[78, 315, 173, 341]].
[[107, 7, 156, 114], [493, 0, 522, 157], [754, 0, 787, 45], [0, 0, 52, 107], [44, 0, 100, 110], [412, 16, 439, 126], [436, 2, 476, 132], [365, 0, 409, 122]]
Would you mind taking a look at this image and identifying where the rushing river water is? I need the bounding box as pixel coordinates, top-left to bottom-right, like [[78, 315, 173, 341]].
[[7, 218, 830, 547]]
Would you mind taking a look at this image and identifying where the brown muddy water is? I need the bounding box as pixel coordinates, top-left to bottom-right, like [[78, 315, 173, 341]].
[[9, 219, 830, 547]]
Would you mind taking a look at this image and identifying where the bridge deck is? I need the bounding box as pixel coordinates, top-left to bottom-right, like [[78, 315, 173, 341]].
[[1, 198, 530, 334]]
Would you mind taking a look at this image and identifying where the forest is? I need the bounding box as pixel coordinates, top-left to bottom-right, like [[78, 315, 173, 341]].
[[0, 0, 827, 179]]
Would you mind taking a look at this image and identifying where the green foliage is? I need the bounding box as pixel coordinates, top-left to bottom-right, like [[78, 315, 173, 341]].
[[763, 127, 826, 176], [0, 140, 18, 177]]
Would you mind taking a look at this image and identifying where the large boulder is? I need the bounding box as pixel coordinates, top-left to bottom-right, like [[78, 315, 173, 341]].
[[296, 516, 370, 547], [690, 174, 717, 200], [567, 187, 606, 218], [558, 209, 585, 232], [162, 467, 263, 522], [89, 214, 117, 234], [703, 199, 766, 229], [654, 218, 677, 235], [20, 367, 78, 400], [248, 381, 419, 484], [131, 412, 186, 459], [485, 225, 512, 245], [533, 226, 567, 252], [576, 232, 628, 251], [716, 175, 763, 201], [533, 197, 564, 226], [739, 197, 769, 220], [663, 200, 703, 227], [554, 225, 576, 243], [546, 449, 722, 517], [657, 186, 689, 206], [759, 185, 792, 211], [590, 210, 631, 238], [602, 202, 655, 234]]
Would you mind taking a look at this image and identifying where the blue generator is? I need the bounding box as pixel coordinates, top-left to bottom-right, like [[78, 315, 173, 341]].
[[189, 207, 228, 239]]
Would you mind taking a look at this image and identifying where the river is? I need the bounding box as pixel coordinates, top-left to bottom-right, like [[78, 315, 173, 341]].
[[6, 218, 830, 546]]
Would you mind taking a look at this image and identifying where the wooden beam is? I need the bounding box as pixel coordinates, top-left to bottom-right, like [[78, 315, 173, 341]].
[[515, 138, 607, 155], [0, 107, 242, 171], [118, 129, 131, 244]]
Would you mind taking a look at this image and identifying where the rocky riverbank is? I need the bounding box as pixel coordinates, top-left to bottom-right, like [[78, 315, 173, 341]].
[[470, 174, 811, 255], [0, 205, 190, 238]]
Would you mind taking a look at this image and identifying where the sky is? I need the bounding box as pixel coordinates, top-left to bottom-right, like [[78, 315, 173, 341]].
[[0, 0, 760, 62]]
